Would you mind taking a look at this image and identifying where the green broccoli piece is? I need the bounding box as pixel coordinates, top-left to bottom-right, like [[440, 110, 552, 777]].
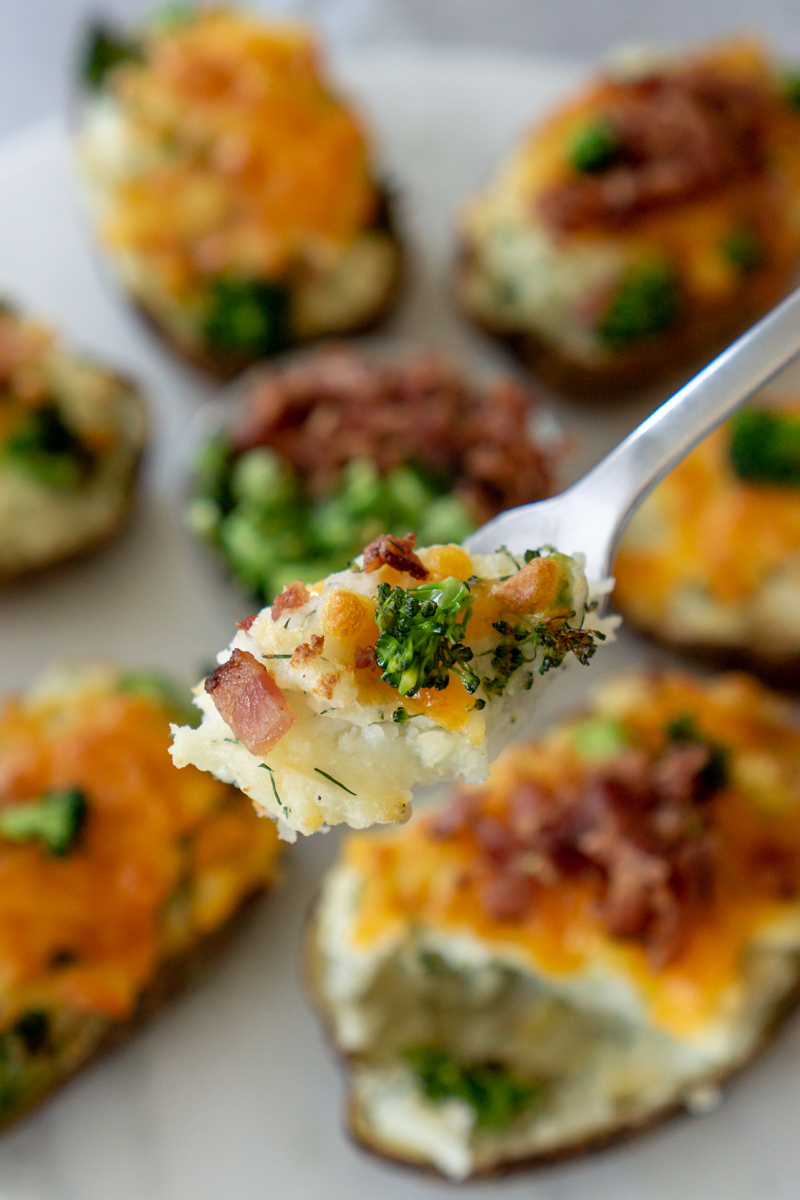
[[722, 227, 764, 274], [0, 789, 87, 857], [728, 407, 800, 486], [3, 404, 94, 488], [572, 715, 630, 760], [80, 22, 143, 89], [404, 1046, 540, 1132], [374, 576, 479, 697], [569, 117, 621, 174], [202, 277, 289, 359], [597, 261, 681, 349], [117, 669, 199, 726]]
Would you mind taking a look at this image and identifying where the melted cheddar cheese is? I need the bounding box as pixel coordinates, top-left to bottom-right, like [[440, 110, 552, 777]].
[[87, 9, 379, 297], [0, 667, 280, 1026], [344, 672, 800, 1039], [614, 395, 800, 639]]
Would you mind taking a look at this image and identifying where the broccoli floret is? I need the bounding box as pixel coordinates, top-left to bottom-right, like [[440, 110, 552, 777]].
[[80, 22, 143, 89], [722, 227, 764, 274], [569, 117, 621, 174], [374, 576, 479, 697], [728, 407, 800, 486], [572, 715, 630, 760], [117, 669, 199, 726], [3, 404, 94, 488], [202, 278, 289, 358], [597, 261, 682, 349], [0, 789, 87, 857], [404, 1046, 540, 1132]]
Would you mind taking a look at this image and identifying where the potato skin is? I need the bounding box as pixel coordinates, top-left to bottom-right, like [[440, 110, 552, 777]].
[[454, 245, 795, 400]]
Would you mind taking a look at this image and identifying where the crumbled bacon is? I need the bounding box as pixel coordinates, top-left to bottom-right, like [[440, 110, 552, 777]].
[[236, 613, 258, 632], [230, 347, 556, 524], [290, 635, 324, 667], [354, 644, 377, 670], [540, 65, 771, 232], [432, 739, 729, 966], [205, 649, 295, 755], [362, 532, 429, 580], [271, 579, 310, 621]]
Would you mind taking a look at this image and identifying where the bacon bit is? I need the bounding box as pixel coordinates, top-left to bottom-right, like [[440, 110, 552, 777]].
[[492, 556, 565, 616], [362, 533, 430, 580], [271, 580, 310, 621], [540, 65, 771, 233], [236, 614, 258, 632], [430, 738, 728, 964], [317, 673, 339, 700], [205, 649, 295, 756], [291, 635, 324, 667], [354, 644, 377, 670]]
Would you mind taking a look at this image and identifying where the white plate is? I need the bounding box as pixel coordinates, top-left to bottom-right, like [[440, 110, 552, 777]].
[[1, 45, 799, 1200]]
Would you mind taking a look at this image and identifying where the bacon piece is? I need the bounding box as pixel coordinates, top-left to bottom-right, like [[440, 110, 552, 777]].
[[291, 635, 324, 667], [362, 533, 429, 580], [354, 644, 377, 670], [271, 580, 310, 621], [478, 870, 536, 922], [236, 613, 258, 632], [205, 649, 295, 756]]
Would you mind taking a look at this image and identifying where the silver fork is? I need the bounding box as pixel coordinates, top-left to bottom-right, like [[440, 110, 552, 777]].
[[467, 286, 800, 585]]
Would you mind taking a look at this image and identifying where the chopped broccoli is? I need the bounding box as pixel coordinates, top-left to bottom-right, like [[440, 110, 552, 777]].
[[597, 261, 681, 349], [572, 715, 630, 760], [404, 1046, 540, 1132], [728, 407, 800, 486], [374, 576, 479, 697], [0, 789, 87, 857], [202, 277, 289, 359], [117, 669, 199, 726], [666, 713, 729, 797], [722, 227, 764, 274], [80, 22, 143, 89], [569, 117, 621, 173], [3, 404, 94, 488]]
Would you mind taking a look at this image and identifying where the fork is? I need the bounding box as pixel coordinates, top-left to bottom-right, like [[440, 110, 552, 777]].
[[467, 286, 800, 586]]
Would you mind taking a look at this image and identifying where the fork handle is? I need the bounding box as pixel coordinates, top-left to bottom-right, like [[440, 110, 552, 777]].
[[573, 283, 800, 578]]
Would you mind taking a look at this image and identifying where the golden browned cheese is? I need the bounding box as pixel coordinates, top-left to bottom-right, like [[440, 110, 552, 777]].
[[614, 398, 800, 617], [0, 677, 280, 1025], [99, 9, 380, 298], [343, 673, 800, 1039]]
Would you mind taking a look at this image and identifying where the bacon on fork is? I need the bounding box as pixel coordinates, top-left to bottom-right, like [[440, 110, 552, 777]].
[[205, 649, 296, 756]]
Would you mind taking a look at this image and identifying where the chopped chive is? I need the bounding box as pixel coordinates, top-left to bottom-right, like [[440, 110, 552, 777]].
[[313, 768, 357, 796], [264, 654, 292, 659]]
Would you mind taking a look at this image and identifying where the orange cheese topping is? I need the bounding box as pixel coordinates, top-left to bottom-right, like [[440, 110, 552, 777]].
[[0, 677, 280, 1024], [512, 39, 800, 310], [614, 396, 800, 615], [344, 672, 800, 1038], [99, 9, 379, 295]]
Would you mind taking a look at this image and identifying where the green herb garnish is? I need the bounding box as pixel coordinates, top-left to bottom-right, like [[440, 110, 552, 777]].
[[722, 227, 764, 274], [597, 261, 681, 349], [728, 407, 800, 486], [0, 789, 87, 857], [404, 1046, 540, 1132], [80, 22, 143, 89], [374, 576, 479, 697], [202, 277, 289, 359], [3, 404, 94, 488], [313, 768, 357, 795], [569, 117, 621, 173]]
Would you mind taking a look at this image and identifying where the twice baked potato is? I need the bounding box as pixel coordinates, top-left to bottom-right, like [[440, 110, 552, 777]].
[[187, 345, 559, 601], [0, 302, 145, 581], [170, 540, 614, 839], [614, 393, 800, 682], [75, 8, 402, 377], [309, 670, 800, 1178], [0, 664, 281, 1129], [456, 39, 800, 396]]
